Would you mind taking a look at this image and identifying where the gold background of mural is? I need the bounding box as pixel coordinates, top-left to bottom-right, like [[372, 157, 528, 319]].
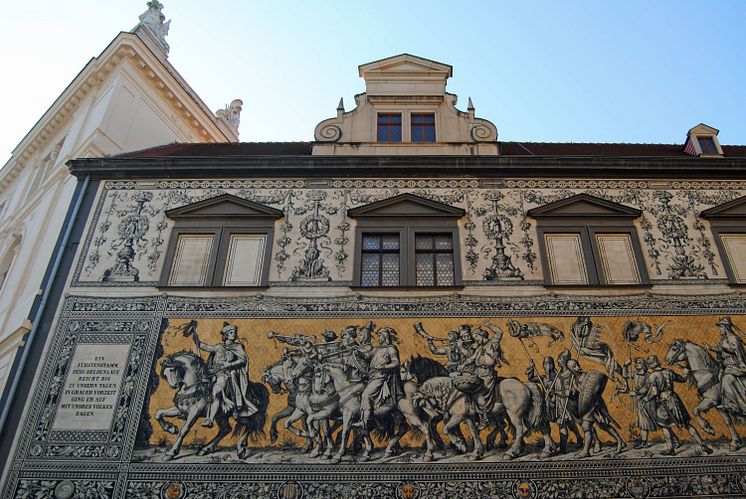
[[147, 315, 744, 447]]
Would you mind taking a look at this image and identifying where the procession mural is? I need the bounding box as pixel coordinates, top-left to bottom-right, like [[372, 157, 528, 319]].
[[133, 313, 746, 464], [6, 292, 746, 498], [72, 180, 746, 286]]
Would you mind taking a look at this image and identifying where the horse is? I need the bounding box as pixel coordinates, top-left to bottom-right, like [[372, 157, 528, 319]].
[[155, 351, 269, 460], [261, 356, 315, 452], [665, 338, 742, 450], [413, 371, 554, 460]]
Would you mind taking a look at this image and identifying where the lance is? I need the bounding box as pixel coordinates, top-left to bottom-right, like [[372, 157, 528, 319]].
[[517, 336, 548, 392]]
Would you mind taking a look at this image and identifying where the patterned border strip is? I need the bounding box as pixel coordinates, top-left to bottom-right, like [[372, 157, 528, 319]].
[[57, 292, 746, 318]]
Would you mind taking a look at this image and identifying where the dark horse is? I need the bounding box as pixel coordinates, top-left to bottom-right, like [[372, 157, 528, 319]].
[[155, 351, 269, 460]]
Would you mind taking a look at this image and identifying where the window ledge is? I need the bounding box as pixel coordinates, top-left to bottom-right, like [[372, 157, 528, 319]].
[[543, 284, 653, 290], [350, 285, 464, 291], [157, 285, 269, 291]]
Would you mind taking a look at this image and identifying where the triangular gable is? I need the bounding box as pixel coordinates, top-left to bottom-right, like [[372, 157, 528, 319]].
[[348, 193, 465, 218], [166, 194, 283, 219], [527, 193, 641, 218], [688, 123, 720, 136], [358, 54, 453, 77], [701, 195, 746, 218]]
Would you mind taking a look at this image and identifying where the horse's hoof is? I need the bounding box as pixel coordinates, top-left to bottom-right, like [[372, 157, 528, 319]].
[[423, 454, 433, 462], [730, 442, 740, 451], [503, 452, 517, 460], [576, 452, 590, 459], [163, 453, 175, 462], [360, 454, 371, 462]]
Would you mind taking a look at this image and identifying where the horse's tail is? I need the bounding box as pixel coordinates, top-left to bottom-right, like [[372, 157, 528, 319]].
[[526, 382, 545, 430], [234, 381, 270, 439], [372, 413, 398, 441]]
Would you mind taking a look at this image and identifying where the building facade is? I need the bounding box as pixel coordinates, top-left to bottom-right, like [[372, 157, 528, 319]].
[[0, 1, 241, 426], [2, 54, 746, 498]]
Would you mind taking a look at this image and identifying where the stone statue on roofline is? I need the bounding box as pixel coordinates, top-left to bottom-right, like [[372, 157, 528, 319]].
[[135, 1, 171, 55], [216, 99, 244, 134]]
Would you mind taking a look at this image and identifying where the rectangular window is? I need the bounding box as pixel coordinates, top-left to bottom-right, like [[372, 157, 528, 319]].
[[720, 233, 746, 283], [360, 234, 400, 286], [698, 137, 718, 155], [414, 234, 454, 286], [377, 113, 402, 142], [411, 114, 435, 143], [544, 233, 589, 285], [168, 234, 214, 286], [595, 233, 641, 285], [222, 234, 267, 286]]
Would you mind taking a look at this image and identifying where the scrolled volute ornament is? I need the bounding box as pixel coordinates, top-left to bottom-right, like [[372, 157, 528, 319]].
[[470, 123, 495, 142], [315, 124, 342, 142]]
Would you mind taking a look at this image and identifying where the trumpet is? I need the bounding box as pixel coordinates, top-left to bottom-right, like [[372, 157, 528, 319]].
[[413, 322, 449, 342]]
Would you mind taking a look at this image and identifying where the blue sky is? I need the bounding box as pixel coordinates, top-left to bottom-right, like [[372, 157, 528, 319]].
[[2, 1, 745, 162]]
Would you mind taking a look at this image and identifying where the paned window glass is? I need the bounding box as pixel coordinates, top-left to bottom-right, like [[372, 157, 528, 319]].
[[360, 233, 400, 286], [411, 113, 435, 143], [414, 233, 454, 286], [377, 113, 402, 142]]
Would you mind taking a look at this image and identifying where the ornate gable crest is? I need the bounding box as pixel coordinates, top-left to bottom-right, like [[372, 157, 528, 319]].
[[527, 193, 641, 218], [348, 193, 465, 218], [701, 195, 746, 219], [165, 194, 283, 219]]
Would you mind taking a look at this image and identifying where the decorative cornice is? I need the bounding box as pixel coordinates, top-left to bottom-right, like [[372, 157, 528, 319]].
[[0, 32, 232, 192], [67, 154, 746, 180]]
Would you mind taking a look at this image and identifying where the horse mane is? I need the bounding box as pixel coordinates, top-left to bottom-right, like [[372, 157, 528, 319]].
[[408, 355, 448, 383], [683, 340, 718, 369], [162, 350, 207, 381]]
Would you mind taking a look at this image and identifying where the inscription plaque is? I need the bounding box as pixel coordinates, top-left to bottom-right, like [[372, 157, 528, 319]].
[[52, 343, 130, 431]]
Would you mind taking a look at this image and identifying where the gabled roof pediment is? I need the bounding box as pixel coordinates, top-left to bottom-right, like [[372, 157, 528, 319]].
[[166, 194, 283, 219], [358, 54, 453, 78], [527, 193, 641, 218], [701, 195, 746, 218], [688, 123, 720, 136], [348, 193, 465, 218]]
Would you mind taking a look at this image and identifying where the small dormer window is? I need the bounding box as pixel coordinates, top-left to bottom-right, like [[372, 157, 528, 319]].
[[377, 113, 402, 142], [684, 123, 723, 157], [411, 114, 436, 142], [698, 137, 718, 155]]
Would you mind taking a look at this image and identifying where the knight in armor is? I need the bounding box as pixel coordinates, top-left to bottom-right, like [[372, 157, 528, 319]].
[[193, 322, 257, 427], [571, 316, 625, 392], [708, 317, 746, 415], [355, 327, 403, 429], [623, 357, 658, 448], [566, 359, 626, 457], [644, 355, 712, 455], [527, 354, 582, 452]]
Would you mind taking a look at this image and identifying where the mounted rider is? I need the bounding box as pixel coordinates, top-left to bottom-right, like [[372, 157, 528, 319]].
[[340, 325, 369, 382], [193, 322, 257, 428], [355, 327, 404, 429], [425, 331, 461, 372], [458, 321, 506, 429], [708, 317, 746, 415]]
